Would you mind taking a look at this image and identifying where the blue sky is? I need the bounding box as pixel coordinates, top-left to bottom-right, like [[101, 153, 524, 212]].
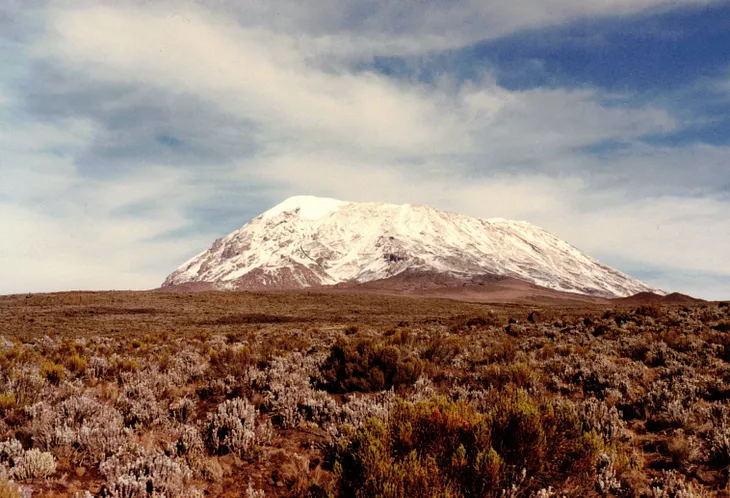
[[1, 0, 729, 298]]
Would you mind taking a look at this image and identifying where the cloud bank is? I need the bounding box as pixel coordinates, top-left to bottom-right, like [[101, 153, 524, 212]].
[[1, 0, 729, 298]]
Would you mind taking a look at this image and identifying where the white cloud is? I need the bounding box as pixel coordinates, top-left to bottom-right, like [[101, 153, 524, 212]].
[[585, 142, 730, 194], [242, 151, 581, 221], [460, 84, 675, 164], [39, 5, 674, 164], [0, 172, 215, 293], [41, 6, 472, 156], [554, 196, 730, 277], [0, 201, 211, 293], [0, 1, 726, 298], [0, 115, 215, 294]]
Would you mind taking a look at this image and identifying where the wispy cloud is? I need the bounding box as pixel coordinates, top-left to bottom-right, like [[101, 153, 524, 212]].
[[1, 0, 729, 298]]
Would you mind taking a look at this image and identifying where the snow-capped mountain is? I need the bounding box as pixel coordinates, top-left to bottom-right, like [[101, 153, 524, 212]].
[[162, 195, 661, 298]]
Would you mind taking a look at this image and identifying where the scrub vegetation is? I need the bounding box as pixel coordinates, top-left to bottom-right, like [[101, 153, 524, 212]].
[[0, 291, 729, 496]]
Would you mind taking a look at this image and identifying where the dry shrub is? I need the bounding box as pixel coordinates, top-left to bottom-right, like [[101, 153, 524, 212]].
[[170, 350, 208, 383], [1, 440, 56, 481], [99, 449, 194, 498], [478, 363, 539, 391], [575, 397, 626, 445], [264, 353, 340, 429], [6, 365, 45, 408], [649, 470, 709, 498], [169, 397, 197, 424], [28, 393, 131, 465], [707, 407, 730, 469], [205, 398, 271, 457], [11, 448, 56, 480], [635, 305, 662, 319], [0, 394, 15, 417], [39, 361, 65, 385], [117, 365, 181, 425], [208, 345, 255, 379], [65, 354, 88, 376], [385, 328, 413, 347], [449, 313, 500, 333], [320, 336, 423, 393], [665, 431, 701, 471], [333, 392, 602, 498], [484, 339, 518, 364], [270, 451, 326, 497], [713, 321, 730, 333], [0, 470, 20, 498], [423, 336, 463, 365], [172, 424, 205, 468]]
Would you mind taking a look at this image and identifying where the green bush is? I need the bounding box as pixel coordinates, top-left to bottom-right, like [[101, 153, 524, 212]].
[[320, 337, 423, 393], [333, 393, 602, 497], [66, 353, 88, 375], [0, 393, 15, 416], [40, 361, 65, 385]]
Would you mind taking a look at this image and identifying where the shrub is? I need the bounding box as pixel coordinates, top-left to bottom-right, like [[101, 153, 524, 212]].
[[337, 390, 396, 434], [109, 356, 138, 377], [170, 350, 208, 383], [666, 431, 701, 471], [173, 424, 205, 464], [0, 469, 20, 498], [115, 370, 169, 428], [649, 470, 709, 498], [10, 366, 46, 407], [11, 448, 57, 480], [169, 397, 197, 424], [40, 361, 65, 385], [595, 453, 621, 495], [422, 336, 463, 365], [99, 450, 192, 497], [645, 378, 697, 430], [707, 409, 730, 469], [635, 305, 661, 319], [208, 345, 255, 379], [478, 363, 539, 390], [246, 482, 266, 498], [482, 339, 517, 364], [575, 398, 626, 445], [488, 390, 601, 478], [320, 337, 423, 393], [66, 354, 88, 376], [0, 439, 23, 468], [333, 393, 601, 497], [450, 313, 500, 332], [264, 353, 340, 429], [88, 356, 110, 379], [205, 398, 271, 457], [28, 394, 130, 465], [0, 394, 15, 416]]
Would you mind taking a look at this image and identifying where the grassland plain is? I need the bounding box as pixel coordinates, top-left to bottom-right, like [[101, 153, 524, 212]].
[[0, 291, 729, 497]]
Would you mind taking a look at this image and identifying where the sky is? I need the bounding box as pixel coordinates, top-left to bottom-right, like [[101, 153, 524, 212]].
[[1, 0, 730, 299]]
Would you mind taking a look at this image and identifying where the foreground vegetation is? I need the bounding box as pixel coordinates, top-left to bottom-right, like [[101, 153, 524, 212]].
[[0, 292, 729, 496]]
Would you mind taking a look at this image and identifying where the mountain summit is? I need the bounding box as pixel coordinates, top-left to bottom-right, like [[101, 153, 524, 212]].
[[162, 195, 660, 298]]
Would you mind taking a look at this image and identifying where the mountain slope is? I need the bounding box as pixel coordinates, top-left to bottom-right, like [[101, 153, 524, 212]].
[[162, 196, 661, 298]]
